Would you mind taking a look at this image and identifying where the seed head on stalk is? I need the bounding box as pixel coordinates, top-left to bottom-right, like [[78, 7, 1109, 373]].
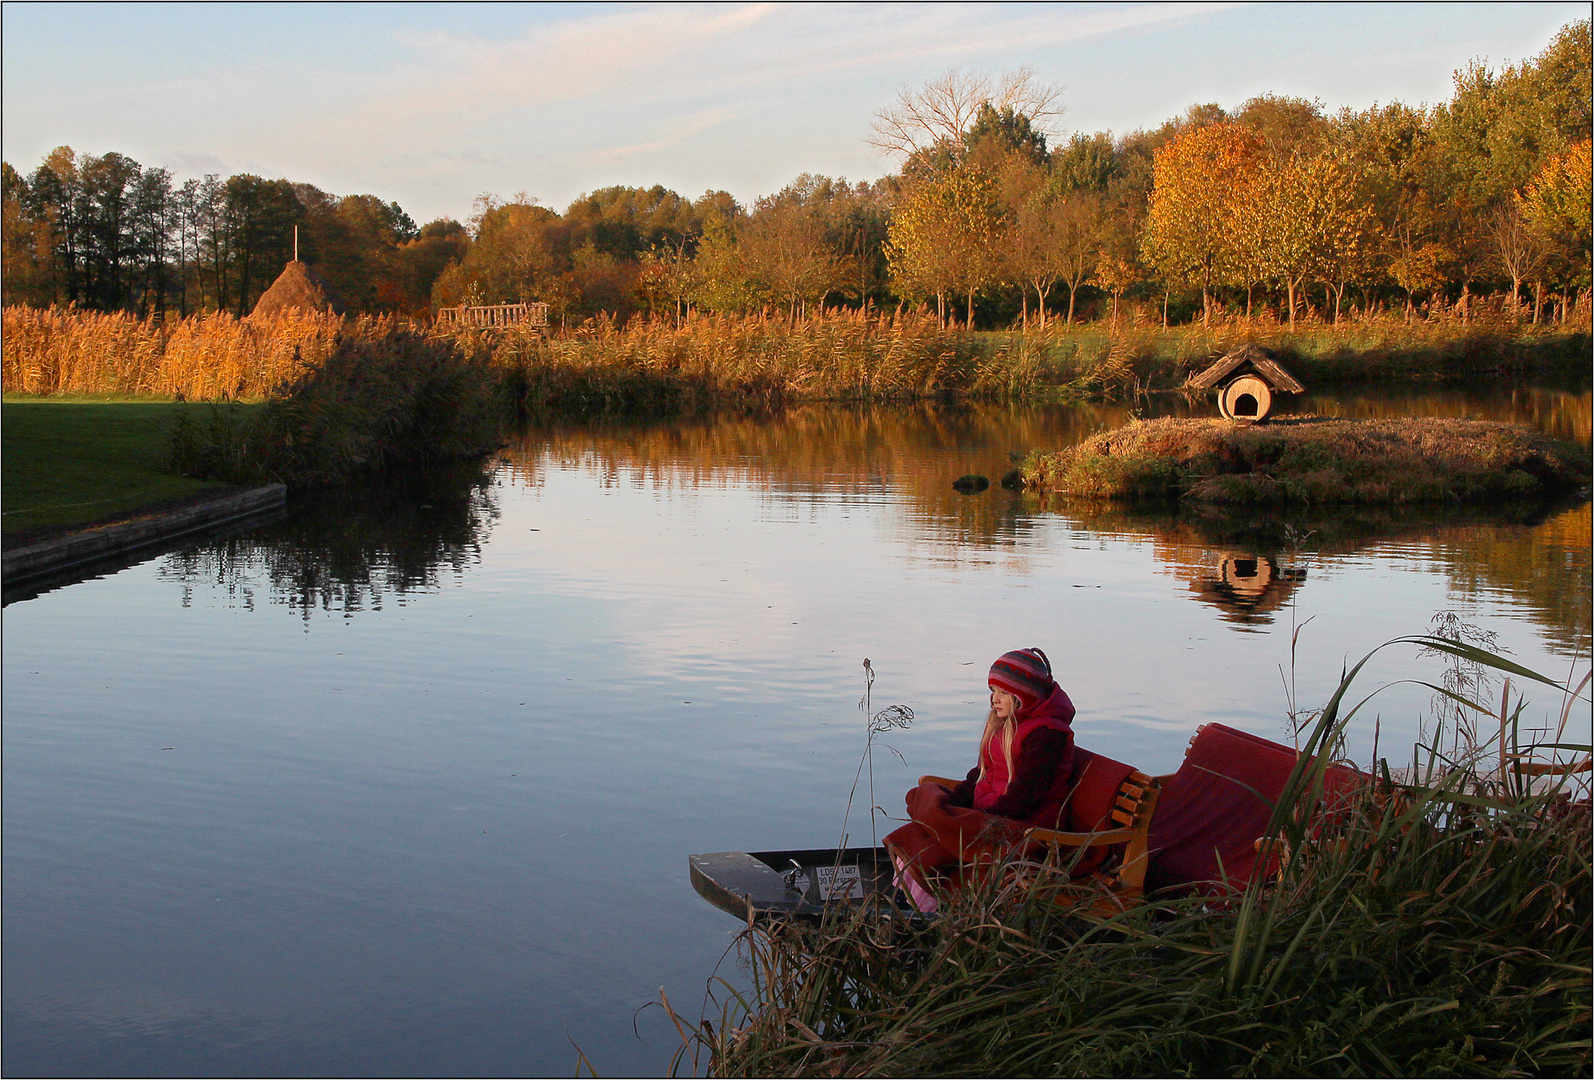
[[839, 659, 914, 853]]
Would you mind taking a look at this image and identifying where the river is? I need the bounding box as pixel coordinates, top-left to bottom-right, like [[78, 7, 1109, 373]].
[[3, 390, 1589, 1076]]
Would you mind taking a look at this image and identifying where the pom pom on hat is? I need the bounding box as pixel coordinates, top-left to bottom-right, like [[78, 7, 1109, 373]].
[[989, 648, 1055, 710]]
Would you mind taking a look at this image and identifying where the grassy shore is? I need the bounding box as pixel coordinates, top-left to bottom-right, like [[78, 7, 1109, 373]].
[[2, 397, 247, 540], [1024, 416, 1592, 505]]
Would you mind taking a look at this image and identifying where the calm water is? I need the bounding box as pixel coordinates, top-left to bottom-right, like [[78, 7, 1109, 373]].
[[4, 392, 1590, 1077]]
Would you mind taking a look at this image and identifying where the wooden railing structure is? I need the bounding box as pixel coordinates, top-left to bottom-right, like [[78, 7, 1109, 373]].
[[436, 302, 550, 331]]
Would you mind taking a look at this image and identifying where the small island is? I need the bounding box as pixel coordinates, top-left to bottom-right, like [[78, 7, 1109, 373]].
[[1023, 415, 1592, 504]]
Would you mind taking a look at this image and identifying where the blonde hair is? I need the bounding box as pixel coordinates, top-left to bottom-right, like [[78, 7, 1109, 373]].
[[977, 707, 1018, 784]]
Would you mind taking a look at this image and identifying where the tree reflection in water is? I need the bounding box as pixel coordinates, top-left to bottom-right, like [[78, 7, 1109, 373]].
[[1061, 496, 1590, 651], [159, 460, 499, 620], [512, 401, 1589, 653], [162, 396, 1586, 652]]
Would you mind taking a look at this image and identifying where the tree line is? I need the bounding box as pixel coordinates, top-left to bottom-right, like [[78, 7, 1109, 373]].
[[2, 20, 1587, 329]]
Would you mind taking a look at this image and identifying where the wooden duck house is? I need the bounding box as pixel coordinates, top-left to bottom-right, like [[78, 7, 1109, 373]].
[[1189, 344, 1304, 422]]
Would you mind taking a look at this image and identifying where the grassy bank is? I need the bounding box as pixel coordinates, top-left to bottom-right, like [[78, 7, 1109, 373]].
[[673, 642, 1591, 1078], [5, 306, 1588, 411], [1, 397, 245, 540], [1024, 416, 1592, 505]]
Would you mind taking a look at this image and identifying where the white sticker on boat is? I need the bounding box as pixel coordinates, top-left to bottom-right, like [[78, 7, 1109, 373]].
[[816, 864, 864, 900]]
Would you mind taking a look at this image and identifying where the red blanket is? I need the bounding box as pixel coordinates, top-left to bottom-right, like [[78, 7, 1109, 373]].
[[1145, 723, 1365, 898], [883, 782, 1024, 887]]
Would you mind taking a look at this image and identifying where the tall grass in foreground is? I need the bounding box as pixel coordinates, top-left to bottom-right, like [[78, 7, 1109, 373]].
[[666, 640, 1591, 1078]]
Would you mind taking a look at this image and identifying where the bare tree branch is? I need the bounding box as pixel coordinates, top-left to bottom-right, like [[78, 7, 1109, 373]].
[[869, 66, 1065, 160]]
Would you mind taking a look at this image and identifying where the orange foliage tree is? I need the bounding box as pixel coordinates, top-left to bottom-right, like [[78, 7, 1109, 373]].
[[1141, 123, 1265, 326]]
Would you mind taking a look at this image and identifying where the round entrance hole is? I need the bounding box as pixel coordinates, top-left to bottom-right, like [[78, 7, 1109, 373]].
[[1220, 376, 1273, 421]]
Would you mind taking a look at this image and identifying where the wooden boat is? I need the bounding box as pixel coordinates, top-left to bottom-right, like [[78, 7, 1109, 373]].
[[689, 845, 901, 921], [690, 724, 1369, 922]]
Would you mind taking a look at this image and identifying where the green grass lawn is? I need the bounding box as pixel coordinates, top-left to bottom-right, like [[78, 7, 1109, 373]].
[[2, 396, 259, 539]]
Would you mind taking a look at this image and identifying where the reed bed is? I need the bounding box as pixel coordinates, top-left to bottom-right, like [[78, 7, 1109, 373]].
[[669, 641, 1591, 1078], [3, 306, 376, 399], [5, 306, 1587, 410], [481, 311, 1045, 413]]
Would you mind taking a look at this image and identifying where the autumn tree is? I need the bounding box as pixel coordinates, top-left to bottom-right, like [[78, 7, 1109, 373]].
[[1519, 139, 1592, 318], [432, 194, 564, 311], [1142, 123, 1265, 325], [738, 175, 850, 322], [2, 162, 52, 306], [1009, 187, 1105, 326], [1093, 250, 1145, 324], [830, 181, 891, 312], [563, 185, 697, 262], [1390, 242, 1451, 320], [1249, 152, 1376, 325], [1486, 201, 1553, 318], [392, 218, 469, 316], [1235, 94, 1330, 158], [886, 166, 1006, 326]]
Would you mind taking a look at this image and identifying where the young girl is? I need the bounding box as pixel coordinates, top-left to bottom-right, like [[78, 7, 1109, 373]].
[[885, 648, 1076, 912]]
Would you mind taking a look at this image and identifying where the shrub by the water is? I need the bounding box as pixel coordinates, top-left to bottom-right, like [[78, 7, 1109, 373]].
[[165, 328, 505, 486]]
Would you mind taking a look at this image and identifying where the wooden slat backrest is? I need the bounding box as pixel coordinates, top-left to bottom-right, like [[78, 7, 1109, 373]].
[[1110, 770, 1155, 828]]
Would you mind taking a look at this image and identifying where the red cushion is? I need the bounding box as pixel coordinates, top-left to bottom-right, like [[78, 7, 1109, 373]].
[[1146, 723, 1364, 897], [1038, 747, 1135, 877], [1063, 748, 1136, 832]]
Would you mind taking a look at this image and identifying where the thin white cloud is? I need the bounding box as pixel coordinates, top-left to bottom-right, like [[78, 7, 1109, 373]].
[[273, 2, 1235, 160], [584, 106, 744, 166]]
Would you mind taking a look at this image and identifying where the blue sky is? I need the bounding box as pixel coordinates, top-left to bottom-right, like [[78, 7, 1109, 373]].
[[3, 2, 1585, 224]]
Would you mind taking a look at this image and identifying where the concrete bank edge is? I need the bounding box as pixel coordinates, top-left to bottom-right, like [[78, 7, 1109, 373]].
[[2, 483, 287, 584]]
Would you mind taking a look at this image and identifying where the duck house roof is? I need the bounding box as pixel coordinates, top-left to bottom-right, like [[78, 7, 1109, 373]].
[[1188, 344, 1304, 393]]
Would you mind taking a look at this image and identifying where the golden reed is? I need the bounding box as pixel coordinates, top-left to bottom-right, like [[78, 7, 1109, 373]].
[[2, 307, 380, 399]]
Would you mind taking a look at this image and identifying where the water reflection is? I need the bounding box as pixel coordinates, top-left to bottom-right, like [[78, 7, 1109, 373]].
[[158, 461, 499, 620], [162, 393, 1588, 653], [1191, 553, 1308, 629], [1064, 497, 1590, 653], [508, 402, 1589, 652], [1299, 386, 1591, 446]]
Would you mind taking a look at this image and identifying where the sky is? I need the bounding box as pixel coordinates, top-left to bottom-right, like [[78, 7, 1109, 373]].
[[3, 2, 1586, 225]]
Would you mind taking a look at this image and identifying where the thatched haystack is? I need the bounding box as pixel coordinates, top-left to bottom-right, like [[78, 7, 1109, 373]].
[[251, 260, 345, 317]]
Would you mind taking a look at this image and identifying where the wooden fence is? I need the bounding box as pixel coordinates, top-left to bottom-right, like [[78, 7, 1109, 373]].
[[436, 303, 550, 330]]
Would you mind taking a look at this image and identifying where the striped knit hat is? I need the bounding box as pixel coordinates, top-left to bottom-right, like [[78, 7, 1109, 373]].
[[988, 648, 1055, 710]]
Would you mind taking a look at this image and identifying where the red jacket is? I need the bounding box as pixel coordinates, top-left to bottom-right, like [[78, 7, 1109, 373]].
[[955, 684, 1076, 827]]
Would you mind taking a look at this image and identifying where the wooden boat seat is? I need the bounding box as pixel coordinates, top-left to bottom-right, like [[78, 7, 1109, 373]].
[[1024, 763, 1163, 916], [919, 748, 1164, 916]]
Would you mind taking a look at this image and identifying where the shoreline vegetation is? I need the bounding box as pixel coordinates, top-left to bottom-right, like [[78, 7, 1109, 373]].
[[665, 642, 1591, 1078], [4, 306, 1589, 408], [3, 306, 1589, 500], [1023, 415, 1592, 506]]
